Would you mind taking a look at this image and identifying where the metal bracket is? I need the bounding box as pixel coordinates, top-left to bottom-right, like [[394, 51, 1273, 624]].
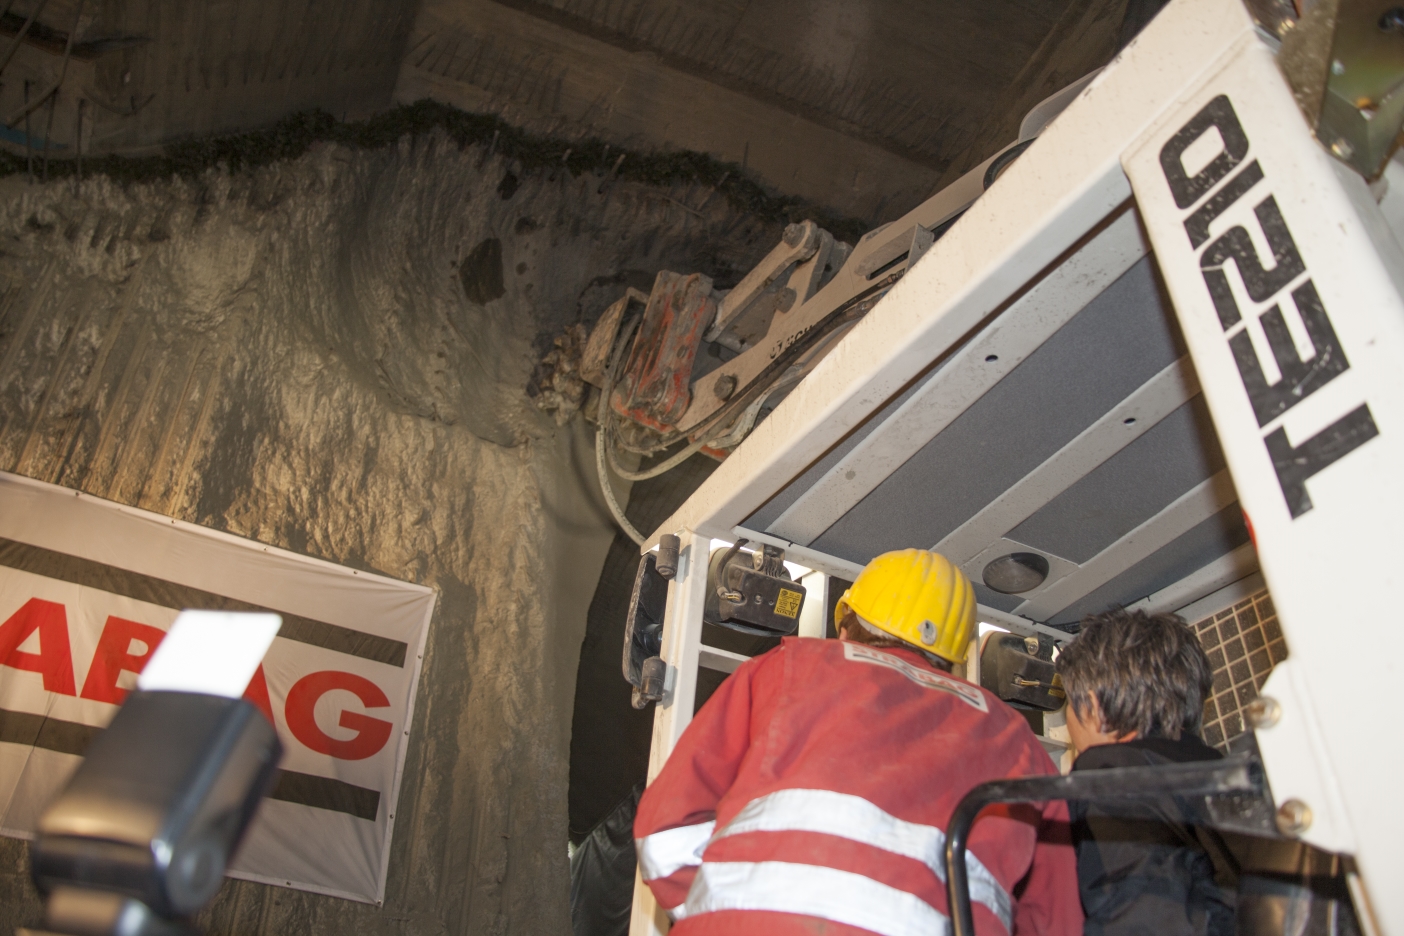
[[907, 224, 936, 270], [707, 221, 821, 343], [1279, 0, 1404, 176]]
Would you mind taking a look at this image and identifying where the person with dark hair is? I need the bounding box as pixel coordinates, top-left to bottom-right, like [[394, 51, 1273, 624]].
[[1055, 607, 1237, 936]]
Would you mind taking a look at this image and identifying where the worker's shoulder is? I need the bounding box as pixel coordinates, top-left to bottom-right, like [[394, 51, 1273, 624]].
[[788, 638, 1010, 713], [760, 635, 834, 669], [775, 635, 836, 653], [1073, 734, 1224, 772], [778, 641, 1050, 761]]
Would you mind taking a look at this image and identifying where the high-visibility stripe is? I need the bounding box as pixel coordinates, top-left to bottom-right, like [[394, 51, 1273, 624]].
[[677, 860, 952, 936], [713, 788, 1012, 930], [635, 820, 715, 881]]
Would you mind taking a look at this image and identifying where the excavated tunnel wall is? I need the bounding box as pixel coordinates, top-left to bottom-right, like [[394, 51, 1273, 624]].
[[0, 128, 785, 935]]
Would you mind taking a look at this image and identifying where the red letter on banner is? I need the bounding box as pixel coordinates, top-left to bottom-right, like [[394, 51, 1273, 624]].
[[285, 671, 393, 761], [0, 598, 75, 695], [81, 616, 167, 705], [242, 665, 276, 726]]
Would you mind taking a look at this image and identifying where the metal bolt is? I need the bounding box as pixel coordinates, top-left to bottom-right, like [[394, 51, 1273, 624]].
[[1275, 798, 1313, 836], [1024, 636, 1040, 655], [783, 223, 804, 247], [639, 656, 668, 705], [1331, 59, 1346, 75], [1247, 696, 1281, 729], [714, 374, 737, 400], [656, 534, 680, 579]]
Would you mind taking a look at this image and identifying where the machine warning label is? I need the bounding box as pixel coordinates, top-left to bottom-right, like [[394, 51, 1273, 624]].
[[774, 588, 803, 618]]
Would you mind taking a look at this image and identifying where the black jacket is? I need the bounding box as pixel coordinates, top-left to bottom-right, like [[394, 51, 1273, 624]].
[[1071, 735, 1238, 936]]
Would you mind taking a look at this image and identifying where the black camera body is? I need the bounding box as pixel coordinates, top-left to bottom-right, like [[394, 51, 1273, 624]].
[[31, 691, 282, 920]]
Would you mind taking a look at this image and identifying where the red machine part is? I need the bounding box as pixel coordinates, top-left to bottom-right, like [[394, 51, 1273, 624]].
[[612, 271, 716, 433]]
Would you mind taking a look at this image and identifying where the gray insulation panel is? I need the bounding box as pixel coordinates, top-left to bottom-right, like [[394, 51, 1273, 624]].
[[1007, 395, 1226, 563], [1047, 503, 1250, 627], [807, 256, 1186, 561], [742, 250, 1247, 623], [745, 360, 941, 533]]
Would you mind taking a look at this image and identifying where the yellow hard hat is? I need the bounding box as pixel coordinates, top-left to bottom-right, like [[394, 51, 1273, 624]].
[[836, 549, 977, 663]]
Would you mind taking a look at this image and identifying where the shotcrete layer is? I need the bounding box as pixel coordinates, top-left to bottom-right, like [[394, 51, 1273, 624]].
[[0, 123, 786, 934], [0, 102, 869, 243]]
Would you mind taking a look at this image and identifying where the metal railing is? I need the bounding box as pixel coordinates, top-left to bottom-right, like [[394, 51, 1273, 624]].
[[943, 755, 1268, 936]]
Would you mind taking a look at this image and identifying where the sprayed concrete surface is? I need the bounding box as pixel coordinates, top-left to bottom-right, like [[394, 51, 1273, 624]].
[[0, 132, 782, 934]]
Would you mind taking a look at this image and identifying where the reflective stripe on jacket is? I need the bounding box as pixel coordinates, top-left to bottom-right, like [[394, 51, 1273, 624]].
[[634, 638, 1082, 936]]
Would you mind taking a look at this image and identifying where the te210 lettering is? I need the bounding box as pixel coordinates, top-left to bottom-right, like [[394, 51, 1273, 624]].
[[1159, 95, 1379, 519]]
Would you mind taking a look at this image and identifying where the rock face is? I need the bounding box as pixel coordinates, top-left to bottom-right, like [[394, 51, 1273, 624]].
[[0, 131, 781, 934]]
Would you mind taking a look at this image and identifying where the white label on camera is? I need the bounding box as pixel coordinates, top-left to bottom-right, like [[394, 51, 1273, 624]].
[[137, 610, 282, 698]]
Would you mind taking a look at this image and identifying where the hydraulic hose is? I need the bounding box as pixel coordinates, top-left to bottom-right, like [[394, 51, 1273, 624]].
[[595, 315, 647, 545], [605, 420, 714, 482], [596, 420, 646, 546]]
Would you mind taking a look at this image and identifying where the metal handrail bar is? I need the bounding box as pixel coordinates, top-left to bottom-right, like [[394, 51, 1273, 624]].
[[943, 755, 1264, 936]]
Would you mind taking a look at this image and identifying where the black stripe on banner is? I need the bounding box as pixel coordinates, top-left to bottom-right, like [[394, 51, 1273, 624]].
[[269, 770, 380, 821], [0, 537, 407, 667], [0, 708, 381, 821], [0, 706, 96, 755]]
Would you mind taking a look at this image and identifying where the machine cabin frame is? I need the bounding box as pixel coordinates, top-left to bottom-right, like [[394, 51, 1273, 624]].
[[628, 0, 1404, 932]]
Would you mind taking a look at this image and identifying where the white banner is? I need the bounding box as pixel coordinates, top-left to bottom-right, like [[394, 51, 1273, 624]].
[[0, 471, 435, 904]]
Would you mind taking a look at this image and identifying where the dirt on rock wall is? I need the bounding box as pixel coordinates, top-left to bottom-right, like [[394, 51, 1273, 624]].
[[0, 128, 782, 935]]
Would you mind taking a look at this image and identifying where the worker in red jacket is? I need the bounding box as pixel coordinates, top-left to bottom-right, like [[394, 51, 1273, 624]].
[[634, 548, 1082, 936]]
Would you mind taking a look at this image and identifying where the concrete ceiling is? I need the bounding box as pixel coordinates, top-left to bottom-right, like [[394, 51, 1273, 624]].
[[0, 1, 412, 156], [0, 0, 1135, 223], [396, 0, 1135, 221]]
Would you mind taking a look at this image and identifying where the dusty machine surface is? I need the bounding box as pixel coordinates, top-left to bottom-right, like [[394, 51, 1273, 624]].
[[623, 0, 1404, 932]]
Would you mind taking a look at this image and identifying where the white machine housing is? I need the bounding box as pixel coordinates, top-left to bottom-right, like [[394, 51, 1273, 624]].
[[628, 0, 1404, 932]]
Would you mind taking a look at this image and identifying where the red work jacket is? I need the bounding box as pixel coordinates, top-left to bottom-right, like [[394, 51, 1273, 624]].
[[634, 637, 1082, 936]]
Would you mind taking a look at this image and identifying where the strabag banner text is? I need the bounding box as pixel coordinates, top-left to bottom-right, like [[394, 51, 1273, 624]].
[[0, 471, 435, 904]]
